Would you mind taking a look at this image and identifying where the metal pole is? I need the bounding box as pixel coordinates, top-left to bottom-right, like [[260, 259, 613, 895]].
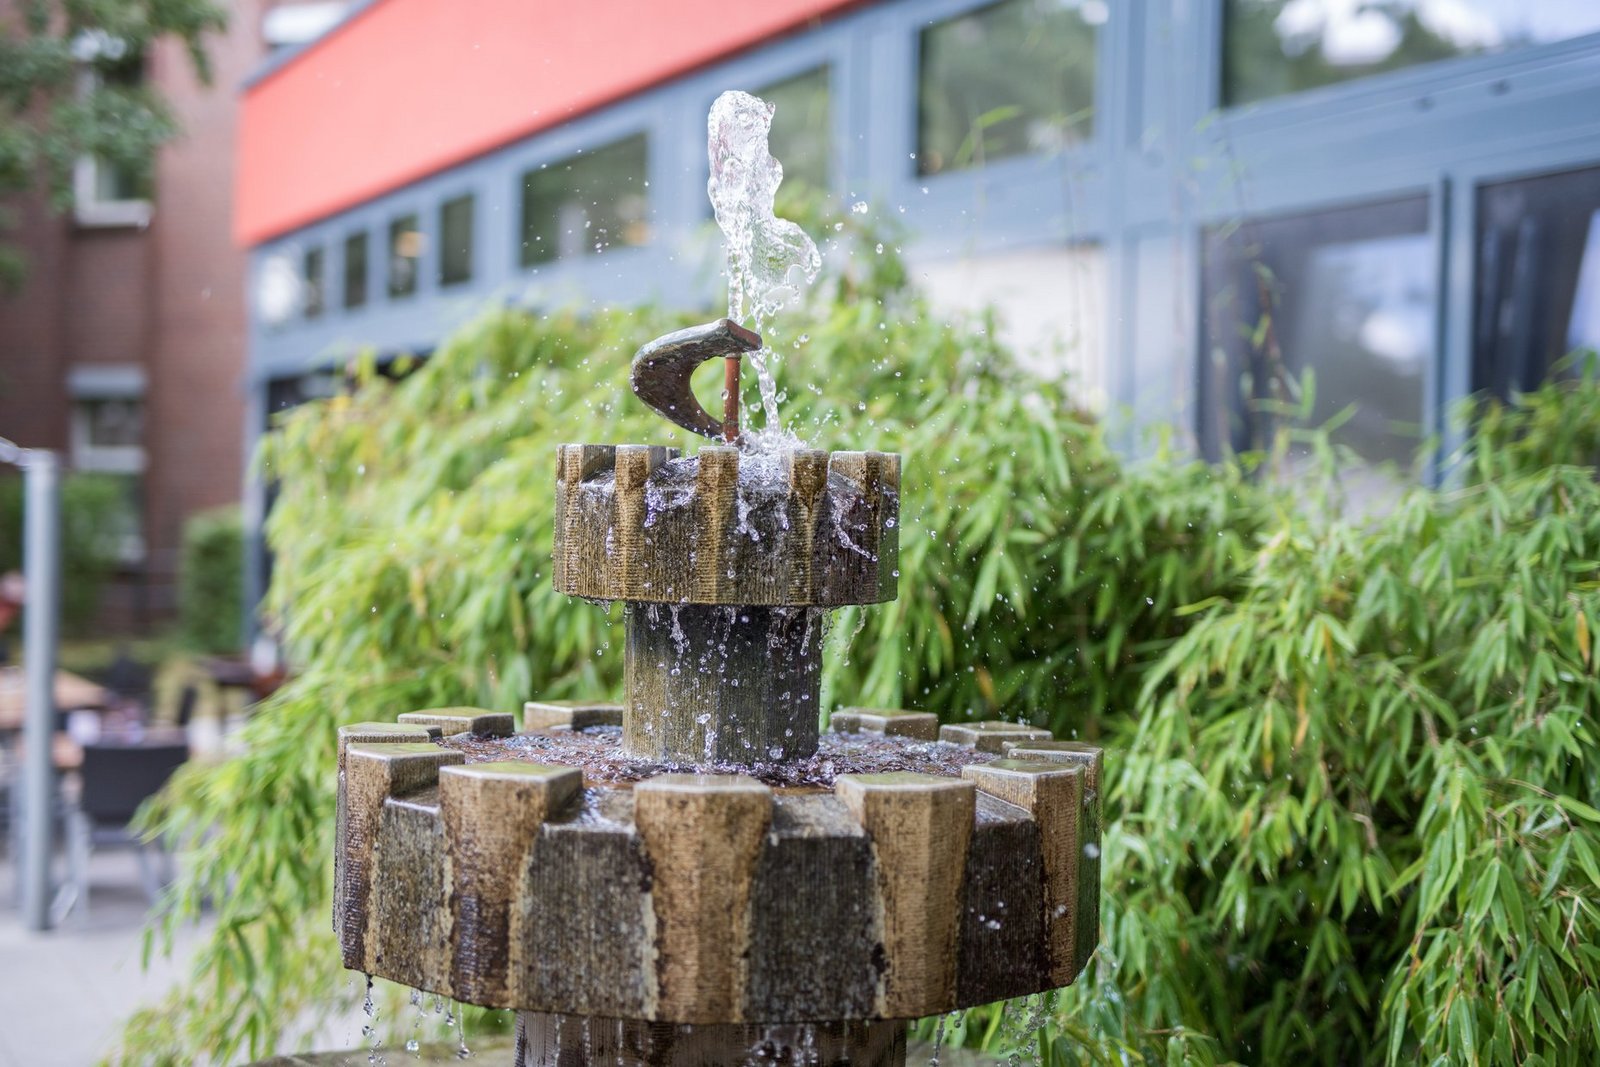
[[20, 450, 61, 932]]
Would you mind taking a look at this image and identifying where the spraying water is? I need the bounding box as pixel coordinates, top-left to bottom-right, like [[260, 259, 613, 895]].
[[707, 90, 821, 443]]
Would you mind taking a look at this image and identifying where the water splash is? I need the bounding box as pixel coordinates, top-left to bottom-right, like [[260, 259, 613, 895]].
[[361, 974, 384, 1065], [707, 90, 821, 441]]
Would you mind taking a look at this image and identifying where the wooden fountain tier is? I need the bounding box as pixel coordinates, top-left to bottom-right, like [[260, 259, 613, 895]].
[[333, 711, 1104, 1067], [554, 443, 899, 764], [552, 443, 900, 607]]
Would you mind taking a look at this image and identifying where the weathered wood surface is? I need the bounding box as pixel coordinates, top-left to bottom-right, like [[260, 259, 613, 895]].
[[634, 774, 772, 1022], [522, 700, 624, 730], [834, 772, 974, 1018], [399, 708, 515, 736], [553, 444, 900, 607], [335, 732, 1104, 1022], [1000, 740, 1104, 974], [625, 604, 823, 762], [442, 762, 581, 1004], [829, 708, 940, 741], [746, 794, 877, 1019], [939, 720, 1054, 753], [338, 741, 463, 973], [962, 760, 1085, 986], [958, 795, 1048, 1005], [333, 722, 440, 957]]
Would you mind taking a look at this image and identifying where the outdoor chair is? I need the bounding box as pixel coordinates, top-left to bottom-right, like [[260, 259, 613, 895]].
[[59, 739, 188, 920]]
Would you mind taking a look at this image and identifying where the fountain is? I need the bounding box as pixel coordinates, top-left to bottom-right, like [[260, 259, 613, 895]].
[[331, 93, 1102, 1067]]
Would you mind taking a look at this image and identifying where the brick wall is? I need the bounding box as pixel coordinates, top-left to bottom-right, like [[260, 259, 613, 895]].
[[0, 2, 271, 627]]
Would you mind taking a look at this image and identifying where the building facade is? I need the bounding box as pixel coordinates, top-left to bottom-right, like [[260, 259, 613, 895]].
[[0, 0, 350, 624], [237, 0, 1600, 598]]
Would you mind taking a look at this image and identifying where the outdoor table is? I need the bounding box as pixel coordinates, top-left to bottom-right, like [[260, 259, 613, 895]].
[[0, 667, 111, 733]]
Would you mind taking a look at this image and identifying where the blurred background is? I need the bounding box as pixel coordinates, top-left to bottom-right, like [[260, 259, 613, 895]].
[[7, 0, 1600, 642], [2, 1, 1599, 1064]]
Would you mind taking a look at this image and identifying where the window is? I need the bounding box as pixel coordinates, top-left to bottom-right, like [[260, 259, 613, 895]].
[[343, 231, 368, 309], [1475, 164, 1600, 400], [72, 35, 153, 227], [439, 194, 475, 286], [757, 66, 832, 194], [388, 213, 422, 298], [1224, 1, 1600, 107], [1200, 196, 1433, 476], [256, 252, 299, 329], [520, 134, 650, 267], [916, 0, 1101, 177], [303, 246, 325, 319], [67, 367, 147, 563], [262, 2, 348, 49]]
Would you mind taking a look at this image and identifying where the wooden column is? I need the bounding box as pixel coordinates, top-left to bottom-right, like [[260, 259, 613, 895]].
[[625, 605, 824, 763]]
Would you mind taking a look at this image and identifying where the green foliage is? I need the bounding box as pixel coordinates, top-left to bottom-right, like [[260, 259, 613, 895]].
[[114, 230, 1600, 1065], [984, 364, 1599, 1066], [0, 470, 127, 632], [177, 505, 241, 654], [0, 0, 226, 284]]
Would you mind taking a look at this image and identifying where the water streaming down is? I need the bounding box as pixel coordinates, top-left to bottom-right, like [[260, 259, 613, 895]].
[[707, 90, 821, 442]]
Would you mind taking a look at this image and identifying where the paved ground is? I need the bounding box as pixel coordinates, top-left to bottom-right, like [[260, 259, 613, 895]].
[[0, 844, 380, 1067], [0, 846, 212, 1067]]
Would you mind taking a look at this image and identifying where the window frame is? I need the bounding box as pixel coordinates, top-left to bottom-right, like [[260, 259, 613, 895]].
[[386, 210, 424, 300], [1196, 190, 1439, 471], [71, 63, 153, 229], [302, 244, 326, 319], [66, 370, 148, 564], [438, 191, 476, 288], [342, 229, 370, 310], [1215, 1, 1600, 114], [909, 0, 1107, 181], [515, 130, 653, 270]]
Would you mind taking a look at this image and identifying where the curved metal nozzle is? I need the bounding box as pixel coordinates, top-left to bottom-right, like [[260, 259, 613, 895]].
[[631, 318, 762, 441]]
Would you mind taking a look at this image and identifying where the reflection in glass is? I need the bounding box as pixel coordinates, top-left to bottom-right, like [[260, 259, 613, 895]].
[[343, 231, 368, 310], [90, 47, 153, 202], [757, 66, 831, 194], [302, 246, 324, 319], [439, 194, 475, 287], [1225, 0, 1600, 106], [388, 213, 421, 299], [520, 134, 651, 268], [1476, 165, 1600, 400], [917, 0, 1100, 176], [1201, 196, 1432, 474]]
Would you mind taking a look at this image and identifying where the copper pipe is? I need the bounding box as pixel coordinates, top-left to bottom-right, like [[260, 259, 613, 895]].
[[722, 355, 741, 443]]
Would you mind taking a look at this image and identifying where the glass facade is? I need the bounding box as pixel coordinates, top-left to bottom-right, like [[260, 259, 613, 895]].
[[1225, 0, 1600, 106], [1475, 164, 1600, 399], [343, 231, 368, 309], [917, 0, 1100, 176], [439, 193, 475, 286], [388, 213, 421, 299], [758, 66, 832, 194], [302, 246, 325, 319], [519, 134, 651, 267], [1200, 196, 1433, 471]]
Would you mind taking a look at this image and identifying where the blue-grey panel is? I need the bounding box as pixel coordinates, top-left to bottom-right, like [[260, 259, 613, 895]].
[[243, 0, 1600, 477]]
